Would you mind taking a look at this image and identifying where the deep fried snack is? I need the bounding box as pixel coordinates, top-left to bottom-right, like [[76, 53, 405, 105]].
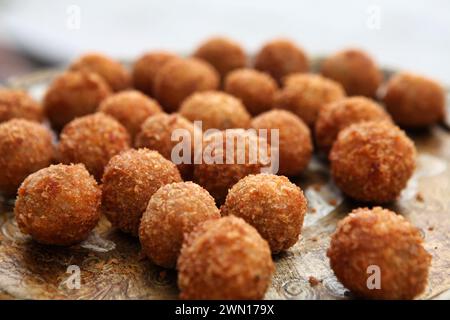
[[153, 58, 219, 112], [177, 216, 274, 299], [179, 91, 251, 130], [330, 121, 416, 203], [327, 207, 431, 299], [0, 119, 54, 196], [70, 53, 131, 92], [102, 148, 182, 236], [315, 96, 392, 154], [43, 70, 111, 130], [0, 89, 43, 123], [382, 72, 446, 127], [221, 174, 307, 253], [321, 49, 382, 97], [224, 68, 278, 115], [139, 182, 220, 268], [58, 113, 130, 180], [15, 164, 101, 245]]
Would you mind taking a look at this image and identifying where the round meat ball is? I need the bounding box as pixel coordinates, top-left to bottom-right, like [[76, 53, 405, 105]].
[[321, 49, 382, 97], [132, 51, 178, 96], [327, 207, 431, 299], [252, 109, 312, 176], [179, 91, 251, 130], [43, 70, 111, 130], [382, 72, 446, 128], [102, 148, 182, 236], [58, 113, 130, 180], [315, 96, 392, 154], [177, 215, 274, 300], [194, 129, 273, 204], [221, 174, 307, 253], [0, 119, 54, 196], [70, 53, 131, 92], [0, 89, 43, 123], [15, 164, 101, 246], [274, 73, 345, 127], [330, 121, 416, 203], [135, 113, 199, 179], [139, 181, 220, 268], [153, 58, 220, 112], [98, 90, 162, 139], [224, 68, 278, 115], [254, 39, 309, 83], [193, 36, 246, 78]]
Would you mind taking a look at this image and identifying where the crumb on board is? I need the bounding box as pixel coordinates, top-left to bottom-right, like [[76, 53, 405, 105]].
[[308, 276, 321, 287], [328, 199, 337, 206], [428, 226, 434, 231], [310, 207, 317, 213], [416, 192, 424, 202], [311, 237, 318, 242], [312, 183, 321, 191]]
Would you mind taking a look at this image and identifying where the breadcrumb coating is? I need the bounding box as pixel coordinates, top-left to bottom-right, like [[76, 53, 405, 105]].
[[0, 89, 43, 123]]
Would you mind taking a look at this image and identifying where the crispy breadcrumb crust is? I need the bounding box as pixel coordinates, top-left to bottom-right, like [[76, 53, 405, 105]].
[[15, 164, 101, 245], [0, 89, 43, 123], [177, 216, 274, 300], [327, 207, 431, 299]]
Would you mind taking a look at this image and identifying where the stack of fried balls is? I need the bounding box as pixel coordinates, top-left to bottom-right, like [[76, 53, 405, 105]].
[[1, 35, 445, 300]]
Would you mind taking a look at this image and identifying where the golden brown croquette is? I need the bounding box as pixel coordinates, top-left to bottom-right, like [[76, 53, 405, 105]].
[[0, 89, 43, 123]]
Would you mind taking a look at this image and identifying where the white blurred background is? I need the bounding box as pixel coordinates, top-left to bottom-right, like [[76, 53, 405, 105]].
[[0, 0, 449, 83]]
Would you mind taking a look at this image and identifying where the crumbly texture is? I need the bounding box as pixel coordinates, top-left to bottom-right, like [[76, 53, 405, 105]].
[[383, 72, 446, 128], [139, 182, 220, 268], [153, 58, 220, 112], [177, 216, 274, 300], [135, 113, 198, 179], [193, 129, 273, 204], [179, 91, 251, 130], [132, 51, 178, 96], [0, 89, 43, 123], [252, 110, 312, 176], [58, 113, 130, 180], [15, 164, 101, 246], [327, 207, 431, 299], [315, 96, 392, 154], [224, 68, 278, 115], [321, 49, 382, 97], [98, 90, 162, 139], [43, 70, 111, 130], [70, 53, 131, 92], [330, 121, 416, 203], [101, 148, 182, 236], [221, 174, 307, 253], [193, 37, 246, 78], [0, 119, 54, 196], [254, 39, 308, 83]]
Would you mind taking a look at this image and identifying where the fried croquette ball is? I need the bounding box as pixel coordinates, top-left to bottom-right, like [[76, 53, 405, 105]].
[[330, 121, 416, 203], [98, 90, 162, 139], [43, 71, 111, 130], [177, 216, 274, 300], [132, 51, 178, 96], [135, 113, 198, 179], [252, 110, 312, 176], [0, 89, 43, 123], [327, 207, 431, 299], [0, 119, 54, 196], [15, 164, 101, 246], [194, 129, 272, 204], [70, 53, 131, 92], [153, 58, 220, 112], [382, 72, 446, 128], [102, 148, 182, 236], [221, 174, 307, 253], [139, 182, 220, 268], [193, 37, 246, 78], [224, 68, 278, 116], [254, 39, 309, 83], [321, 49, 382, 97], [179, 91, 251, 130], [58, 113, 130, 180], [274, 73, 345, 127], [315, 96, 392, 154]]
